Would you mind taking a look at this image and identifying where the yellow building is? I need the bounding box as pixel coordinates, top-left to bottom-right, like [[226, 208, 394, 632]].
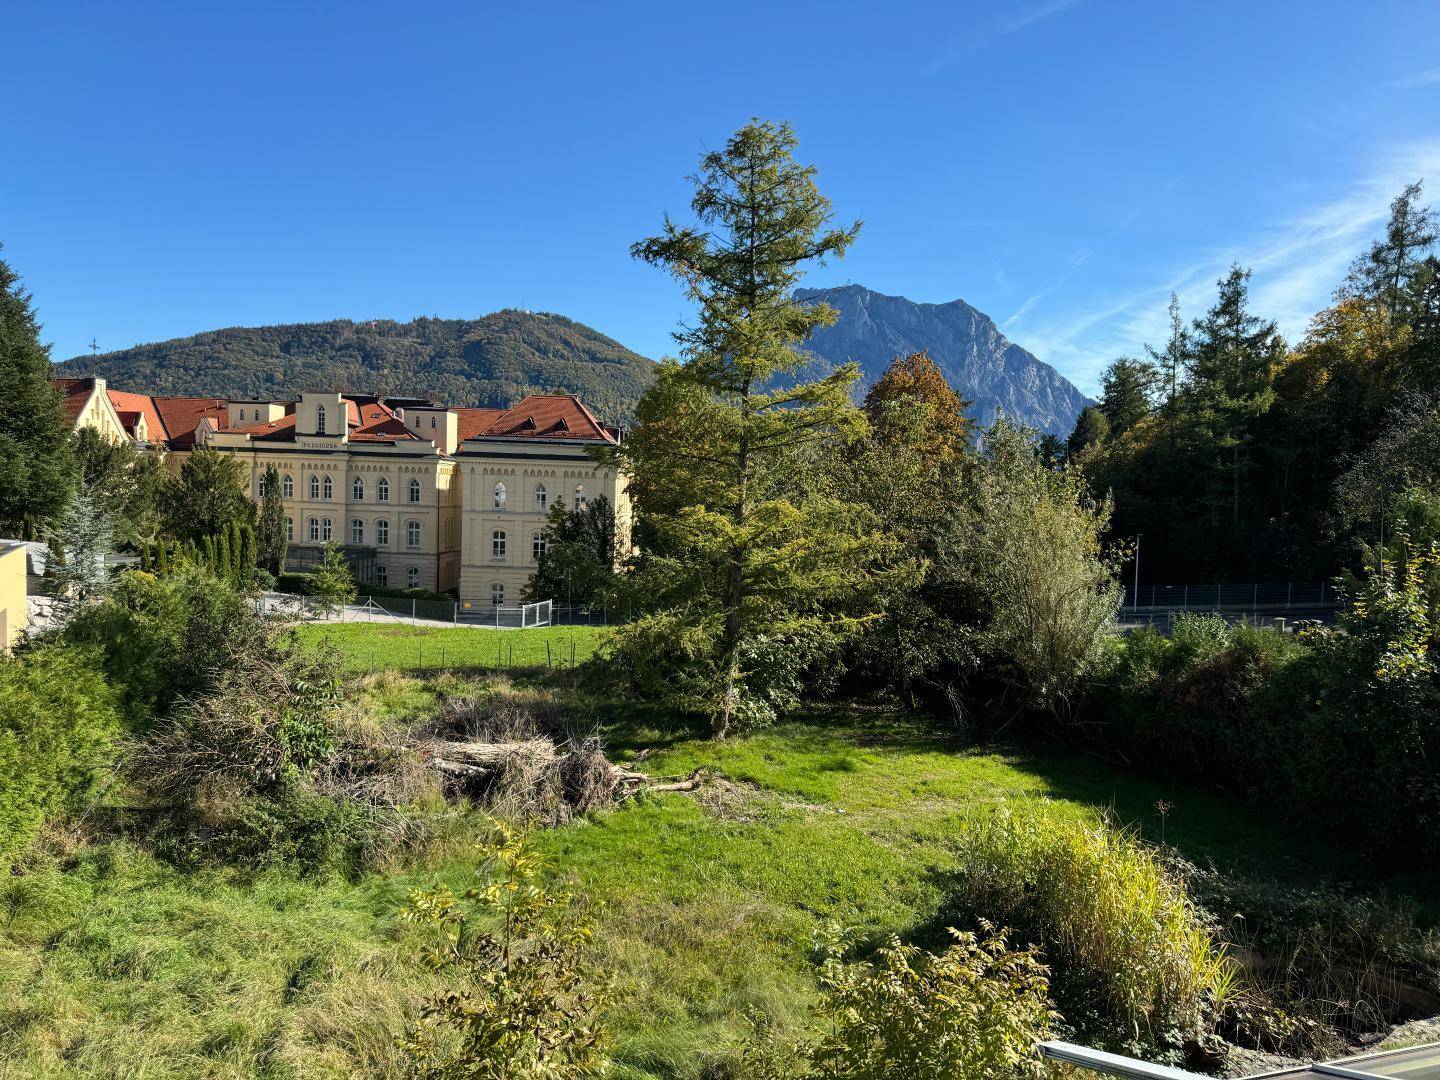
[[199, 392, 463, 593], [456, 396, 630, 606], [55, 375, 628, 603], [0, 540, 28, 652]]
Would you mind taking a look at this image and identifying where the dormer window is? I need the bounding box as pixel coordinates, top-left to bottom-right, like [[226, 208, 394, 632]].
[[556, 417, 569, 431]]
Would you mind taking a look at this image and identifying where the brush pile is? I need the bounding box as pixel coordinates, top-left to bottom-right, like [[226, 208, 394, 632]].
[[417, 689, 704, 824]]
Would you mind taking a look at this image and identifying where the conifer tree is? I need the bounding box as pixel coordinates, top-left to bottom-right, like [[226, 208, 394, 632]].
[[1098, 357, 1158, 437], [622, 120, 890, 735], [0, 248, 76, 537], [1187, 265, 1284, 529], [256, 464, 287, 574], [1344, 181, 1437, 323], [47, 484, 115, 616]]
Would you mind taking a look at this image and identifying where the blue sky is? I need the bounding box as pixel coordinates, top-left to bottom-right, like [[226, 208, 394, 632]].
[[4, 1, 1439, 395]]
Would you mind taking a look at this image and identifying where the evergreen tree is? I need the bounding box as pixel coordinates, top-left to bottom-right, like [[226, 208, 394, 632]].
[[1343, 181, 1437, 323], [1066, 405, 1110, 459], [164, 447, 253, 543], [621, 120, 888, 735], [1146, 293, 1190, 451], [238, 523, 258, 589], [256, 464, 287, 574], [308, 542, 356, 615], [0, 248, 76, 537], [1098, 356, 1158, 437], [1186, 265, 1284, 530], [525, 496, 617, 606], [46, 484, 115, 616]]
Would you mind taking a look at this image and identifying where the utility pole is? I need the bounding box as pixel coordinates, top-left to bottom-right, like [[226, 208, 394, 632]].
[[1133, 533, 1142, 613]]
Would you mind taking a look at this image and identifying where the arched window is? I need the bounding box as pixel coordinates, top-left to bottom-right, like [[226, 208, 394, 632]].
[[353, 476, 364, 501], [309, 475, 320, 499], [491, 582, 505, 607], [308, 517, 320, 542], [430, 416, 437, 429], [239, 408, 247, 422], [533, 531, 548, 560], [535, 483, 547, 511], [283, 474, 294, 498], [377, 477, 390, 502], [574, 484, 588, 509], [322, 475, 333, 500], [285, 516, 293, 542], [316, 403, 327, 434], [375, 564, 388, 587], [406, 520, 420, 547], [320, 518, 332, 542], [407, 566, 420, 589], [408, 478, 421, 503], [351, 519, 364, 544], [376, 519, 389, 545], [256, 472, 267, 498], [491, 530, 507, 559], [493, 481, 507, 511]]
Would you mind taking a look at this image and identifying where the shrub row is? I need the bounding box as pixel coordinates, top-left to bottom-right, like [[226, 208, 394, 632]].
[[1093, 609, 1440, 867]]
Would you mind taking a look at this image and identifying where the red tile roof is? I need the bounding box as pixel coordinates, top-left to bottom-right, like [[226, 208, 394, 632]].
[[456, 407, 507, 442], [51, 377, 96, 424], [106, 388, 167, 441], [152, 397, 229, 449], [459, 395, 616, 446]]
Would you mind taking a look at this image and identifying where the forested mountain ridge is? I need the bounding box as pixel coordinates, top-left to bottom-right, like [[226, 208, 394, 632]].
[[54, 311, 656, 425], [796, 284, 1090, 436]]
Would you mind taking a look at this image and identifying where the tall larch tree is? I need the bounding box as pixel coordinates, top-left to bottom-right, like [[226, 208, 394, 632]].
[[623, 120, 887, 735], [0, 248, 76, 537]]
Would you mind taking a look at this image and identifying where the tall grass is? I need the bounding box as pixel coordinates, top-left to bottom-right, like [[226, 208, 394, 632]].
[[948, 805, 1238, 1057]]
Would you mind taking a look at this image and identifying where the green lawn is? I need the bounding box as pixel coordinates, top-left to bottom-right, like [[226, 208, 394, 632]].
[[0, 677, 1391, 1079], [293, 621, 604, 672]]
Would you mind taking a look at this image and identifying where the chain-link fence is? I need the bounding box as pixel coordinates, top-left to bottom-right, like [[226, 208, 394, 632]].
[[1121, 582, 1338, 611]]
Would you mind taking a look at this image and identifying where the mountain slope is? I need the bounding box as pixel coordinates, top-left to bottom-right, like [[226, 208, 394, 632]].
[[796, 285, 1089, 436], [54, 311, 655, 425]]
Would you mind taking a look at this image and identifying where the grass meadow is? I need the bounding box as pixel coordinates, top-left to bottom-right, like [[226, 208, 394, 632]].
[[293, 621, 604, 673], [0, 634, 1420, 1077]]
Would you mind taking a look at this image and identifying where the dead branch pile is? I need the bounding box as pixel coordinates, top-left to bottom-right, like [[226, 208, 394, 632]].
[[418, 693, 704, 824]]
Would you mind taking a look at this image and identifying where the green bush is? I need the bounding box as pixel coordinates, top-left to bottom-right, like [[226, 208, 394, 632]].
[[59, 569, 265, 727], [947, 806, 1237, 1060], [400, 821, 608, 1077], [0, 646, 122, 858], [1094, 555, 1440, 866]]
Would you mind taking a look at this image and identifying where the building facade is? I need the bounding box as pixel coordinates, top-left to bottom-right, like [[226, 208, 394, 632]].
[[0, 541, 27, 652], [56, 377, 628, 602], [455, 396, 631, 606]]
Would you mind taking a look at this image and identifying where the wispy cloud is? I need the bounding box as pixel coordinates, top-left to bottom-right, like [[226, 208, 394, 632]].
[[924, 0, 1084, 75], [1002, 248, 1092, 330], [1011, 139, 1440, 395], [1389, 67, 1440, 90]]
